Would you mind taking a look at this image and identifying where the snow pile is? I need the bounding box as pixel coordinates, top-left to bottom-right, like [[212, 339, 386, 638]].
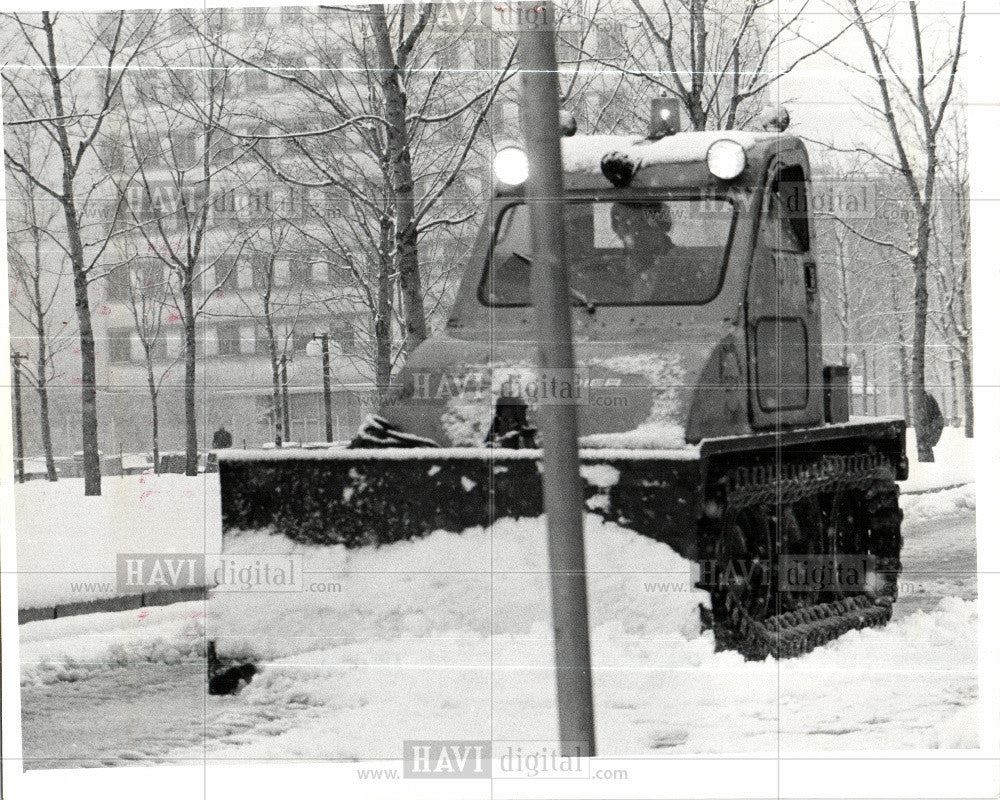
[[901, 483, 976, 521], [14, 474, 222, 609], [19, 602, 209, 686], [580, 422, 688, 450], [206, 514, 706, 664], [901, 426, 974, 493], [19, 510, 978, 756]]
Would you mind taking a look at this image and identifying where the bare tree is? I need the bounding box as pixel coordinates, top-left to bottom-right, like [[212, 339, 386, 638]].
[[588, 0, 852, 130], [211, 4, 513, 390], [227, 218, 310, 446], [111, 11, 252, 475], [842, 0, 965, 461], [105, 244, 178, 471], [929, 106, 972, 436], [3, 11, 154, 494], [5, 127, 73, 481]]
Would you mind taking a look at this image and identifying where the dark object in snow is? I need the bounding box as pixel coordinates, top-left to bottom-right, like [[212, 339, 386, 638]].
[[922, 391, 945, 448], [212, 426, 233, 449], [207, 640, 257, 695], [599, 150, 639, 187]]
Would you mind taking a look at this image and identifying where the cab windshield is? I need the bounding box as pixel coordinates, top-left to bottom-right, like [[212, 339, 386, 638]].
[[479, 197, 735, 306]]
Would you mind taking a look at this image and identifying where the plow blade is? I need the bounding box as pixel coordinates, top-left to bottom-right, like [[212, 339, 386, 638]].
[[218, 448, 705, 558]]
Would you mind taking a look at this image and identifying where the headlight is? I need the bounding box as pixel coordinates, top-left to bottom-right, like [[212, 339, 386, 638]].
[[493, 147, 529, 186], [706, 139, 747, 180]]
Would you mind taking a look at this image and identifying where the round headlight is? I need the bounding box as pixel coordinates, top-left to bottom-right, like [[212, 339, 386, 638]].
[[706, 139, 747, 180], [493, 147, 529, 186]]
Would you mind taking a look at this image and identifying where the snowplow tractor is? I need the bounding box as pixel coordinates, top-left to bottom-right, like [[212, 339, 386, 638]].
[[219, 123, 907, 660]]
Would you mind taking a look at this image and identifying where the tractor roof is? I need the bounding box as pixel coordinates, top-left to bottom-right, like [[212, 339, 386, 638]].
[[561, 130, 782, 173], [542, 129, 807, 193]]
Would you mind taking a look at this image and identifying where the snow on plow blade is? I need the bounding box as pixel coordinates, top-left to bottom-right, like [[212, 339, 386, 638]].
[[217, 447, 705, 557]]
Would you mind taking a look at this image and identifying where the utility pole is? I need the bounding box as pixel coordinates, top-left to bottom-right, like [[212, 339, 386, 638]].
[[280, 354, 291, 445], [11, 352, 26, 483], [519, 3, 596, 758]]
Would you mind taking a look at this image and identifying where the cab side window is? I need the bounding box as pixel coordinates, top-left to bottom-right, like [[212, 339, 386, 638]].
[[763, 165, 810, 253]]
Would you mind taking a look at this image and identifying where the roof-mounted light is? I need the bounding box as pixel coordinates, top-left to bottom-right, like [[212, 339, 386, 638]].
[[706, 139, 747, 180], [493, 146, 529, 186], [649, 96, 680, 140]]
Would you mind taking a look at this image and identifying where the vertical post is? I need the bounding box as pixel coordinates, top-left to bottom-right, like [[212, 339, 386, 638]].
[[280, 354, 291, 445], [872, 348, 879, 416], [518, 4, 596, 758], [861, 348, 869, 415], [321, 334, 333, 443], [12, 352, 26, 483]]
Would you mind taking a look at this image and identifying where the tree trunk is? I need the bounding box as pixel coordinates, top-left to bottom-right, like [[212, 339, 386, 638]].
[[949, 358, 960, 427], [371, 8, 428, 356], [146, 357, 160, 473], [36, 339, 58, 482], [37, 381, 58, 482], [268, 337, 283, 447], [374, 225, 394, 394], [43, 10, 100, 495], [910, 219, 934, 462], [898, 340, 909, 423], [182, 277, 198, 476], [68, 217, 102, 495], [959, 336, 973, 437]]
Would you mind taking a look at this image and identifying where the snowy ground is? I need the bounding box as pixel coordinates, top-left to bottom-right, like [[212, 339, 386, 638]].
[[18, 496, 977, 766], [14, 474, 221, 609], [899, 426, 975, 493], [13, 428, 979, 767]]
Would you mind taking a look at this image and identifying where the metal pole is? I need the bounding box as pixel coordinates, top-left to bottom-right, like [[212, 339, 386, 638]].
[[12, 352, 26, 483], [321, 334, 333, 443], [518, 5, 596, 758], [280, 354, 291, 444]]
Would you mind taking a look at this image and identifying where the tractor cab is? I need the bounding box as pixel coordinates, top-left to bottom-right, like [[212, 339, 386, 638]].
[[356, 105, 831, 449]]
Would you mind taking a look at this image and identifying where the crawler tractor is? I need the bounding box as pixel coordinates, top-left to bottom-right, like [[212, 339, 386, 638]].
[[219, 105, 905, 660]]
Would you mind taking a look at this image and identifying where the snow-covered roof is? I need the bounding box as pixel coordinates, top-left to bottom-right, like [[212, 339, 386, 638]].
[[561, 130, 771, 174]]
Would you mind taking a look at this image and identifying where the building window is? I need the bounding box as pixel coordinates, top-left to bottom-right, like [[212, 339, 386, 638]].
[[169, 130, 198, 166], [217, 323, 242, 356], [242, 7, 265, 29], [109, 331, 133, 363], [327, 257, 353, 286], [292, 326, 314, 353], [136, 256, 164, 290], [245, 68, 269, 93], [280, 6, 303, 25], [332, 322, 356, 355], [106, 266, 131, 302], [254, 324, 272, 355], [289, 259, 312, 285], [214, 256, 237, 292], [251, 251, 270, 289]]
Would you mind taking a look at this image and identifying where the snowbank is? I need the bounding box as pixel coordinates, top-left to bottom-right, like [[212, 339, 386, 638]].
[[14, 474, 222, 609], [18, 513, 978, 755], [901, 426, 975, 493], [900, 483, 976, 521]]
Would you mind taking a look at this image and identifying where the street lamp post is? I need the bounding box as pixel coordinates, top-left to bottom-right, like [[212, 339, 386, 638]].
[[307, 332, 335, 443], [280, 354, 291, 444], [11, 351, 26, 483]]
